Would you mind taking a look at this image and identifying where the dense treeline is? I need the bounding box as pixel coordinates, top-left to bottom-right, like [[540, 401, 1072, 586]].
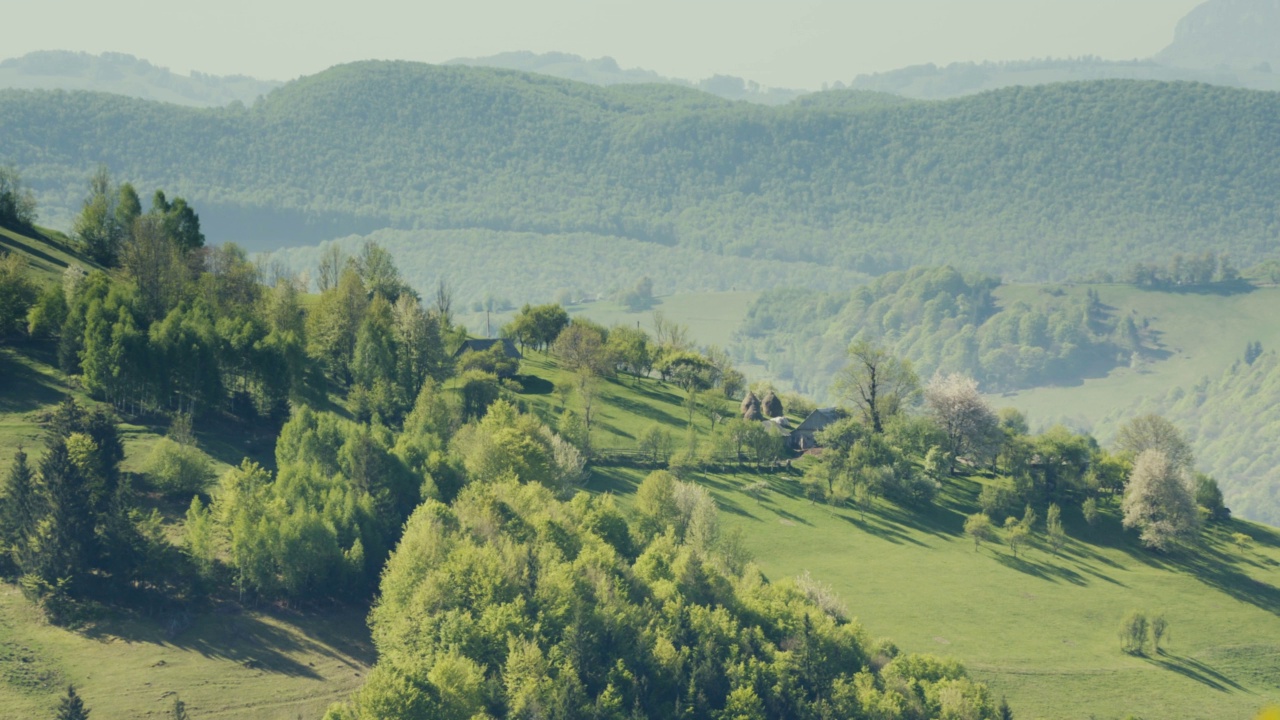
[[324, 477, 999, 720], [734, 266, 1145, 399], [3, 64, 1280, 281], [1110, 349, 1280, 526]]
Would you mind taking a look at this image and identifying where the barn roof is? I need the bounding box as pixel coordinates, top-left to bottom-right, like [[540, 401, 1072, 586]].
[[794, 408, 842, 434], [453, 338, 523, 360]]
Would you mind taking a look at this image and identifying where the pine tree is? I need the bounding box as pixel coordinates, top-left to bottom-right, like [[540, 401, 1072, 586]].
[[30, 438, 91, 586], [1, 447, 38, 569], [56, 684, 90, 720], [171, 695, 188, 720]]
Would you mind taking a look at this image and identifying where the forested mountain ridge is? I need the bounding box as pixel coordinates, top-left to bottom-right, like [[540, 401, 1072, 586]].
[[3, 62, 1280, 282], [0, 51, 280, 107]]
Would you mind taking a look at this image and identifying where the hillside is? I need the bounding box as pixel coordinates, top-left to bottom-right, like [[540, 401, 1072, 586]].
[[446, 50, 807, 104], [3, 63, 1280, 284], [848, 56, 1280, 99], [1156, 0, 1280, 71], [0, 51, 279, 107]]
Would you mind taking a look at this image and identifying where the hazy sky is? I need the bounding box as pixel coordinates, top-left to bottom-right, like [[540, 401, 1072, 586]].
[[9, 0, 1205, 89]]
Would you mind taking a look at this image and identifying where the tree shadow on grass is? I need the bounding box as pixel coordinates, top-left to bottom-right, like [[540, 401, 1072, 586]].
[[592, 420, 636, 441], [0, 347, 67, 415], [514, 374, 553, 395], [992, 551, 1089, 585], [586, 466, 641, 496], [604, 395, 686, 429], [623, 381, 684, 406], [1172, 546, 1280, 618], [837, 512, 929, 547], [1148, 652, 1248, 693], [81, 605, 372, 679]]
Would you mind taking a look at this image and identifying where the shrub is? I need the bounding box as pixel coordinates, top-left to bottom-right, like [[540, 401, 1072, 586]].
[[145, 437, 214, 496]]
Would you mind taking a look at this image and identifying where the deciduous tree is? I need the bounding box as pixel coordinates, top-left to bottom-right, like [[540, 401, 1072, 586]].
[[924, 372, 999, 475], [834, 339, 919, 433], [1122, 449, 1200, 551]]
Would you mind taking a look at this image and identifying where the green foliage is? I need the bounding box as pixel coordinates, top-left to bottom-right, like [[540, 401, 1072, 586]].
[[964, 513, 994, 551], [339, 479, 996, 720], [1003, 517, 1029, 558], [833, 338, 919, 433], [74, 166, 124, 266], [144, 437, 213, 496], [741, 267, 1140, 400], [1082, 497, 1100, 526], [1119, 351, 1280, 525], [6, 70, 1280, 287], [0, 165, 37, 228], [25, 281, 67, 338], [55, 684, 89, 720], [1120, 610, 1149, 655], [1046, 503, 1066, 555], [1150, 613, 1169, 654], [0, 253, 38, 338]]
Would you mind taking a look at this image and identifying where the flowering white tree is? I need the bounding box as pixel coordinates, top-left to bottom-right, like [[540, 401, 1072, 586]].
[[924, 373, 1000, 475], [1122, 449, 1200, 551]]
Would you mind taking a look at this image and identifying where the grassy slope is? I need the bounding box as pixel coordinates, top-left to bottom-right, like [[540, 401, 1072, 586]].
[[504, 346, 1280, 719], [997, 284, 1280, 438], [0, 587, 371, 719], [0, 224, 95, 285], [0, 227, 373, 719], [588, 463, 1280, 720], [0, 345, 374, 719]]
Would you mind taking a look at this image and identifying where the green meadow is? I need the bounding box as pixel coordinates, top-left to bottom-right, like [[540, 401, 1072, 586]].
[[588, 461, 1280, 720], [998, 283, 1280, 438]]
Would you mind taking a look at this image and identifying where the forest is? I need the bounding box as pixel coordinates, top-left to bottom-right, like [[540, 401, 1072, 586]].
[[733, 266, 1150, 399], [2, 63, 1280, 286]]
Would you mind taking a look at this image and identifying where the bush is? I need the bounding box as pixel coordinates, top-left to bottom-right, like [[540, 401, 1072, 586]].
[[145, 438, 214, 496], [1119, 610, 1148, 655]]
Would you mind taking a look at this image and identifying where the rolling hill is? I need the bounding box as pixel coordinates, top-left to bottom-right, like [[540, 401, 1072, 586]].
[[0, 51, 279, 108], [2, 62, 1279, 286]]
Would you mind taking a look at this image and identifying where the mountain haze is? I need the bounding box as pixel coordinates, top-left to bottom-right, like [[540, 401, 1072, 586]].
[[0, 51, 280, 107], [3, 62, 1279, 287], [1156, 0, 1280, 70], [447, 50, 807, 104], [850, 0, 1280, 99]]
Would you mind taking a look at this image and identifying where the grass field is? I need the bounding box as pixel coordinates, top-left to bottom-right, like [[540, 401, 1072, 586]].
[[0, 585, 371, 719], [0, 346, 372, 719], [586, 463, 1280, 720], [0, 224, 97, 285], [992, 283, 1280, 439]]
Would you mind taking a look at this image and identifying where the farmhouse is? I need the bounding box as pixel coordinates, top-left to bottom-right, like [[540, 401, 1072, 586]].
[[791, 408, 842, 451], [452, 338, 523, 360]]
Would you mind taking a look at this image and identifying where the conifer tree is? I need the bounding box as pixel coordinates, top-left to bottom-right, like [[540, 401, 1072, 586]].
[[30, 438, 91, 587], [1, 447, 37, 570], [56, 684, 90, 720]]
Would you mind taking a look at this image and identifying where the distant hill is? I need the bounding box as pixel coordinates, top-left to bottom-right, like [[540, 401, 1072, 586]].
[[849, 1, 1280, 99], [1155, 0, 1280, 71], [2, 62, 1279, 285], [446, 50, 806, 104], [0, 51, 280, 107], [848, 56, 1280, 99]]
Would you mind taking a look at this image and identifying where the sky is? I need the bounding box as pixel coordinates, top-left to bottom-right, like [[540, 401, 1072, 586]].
[[8, 0, 1206, 89]]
